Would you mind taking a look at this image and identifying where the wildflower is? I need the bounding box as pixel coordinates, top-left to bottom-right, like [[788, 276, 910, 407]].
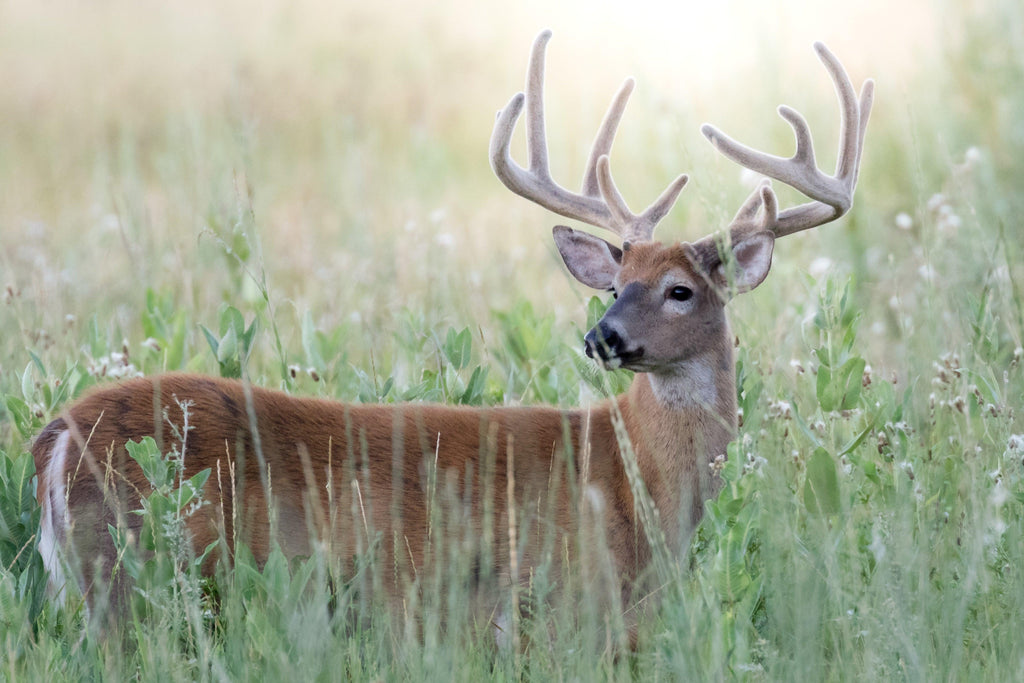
[[808, 256, 833, 279], [743, 451, 767, 475], [87, 353, 142, 380], [894, 212, 913, 230], [899, 460, 915, 481], [936, 205, 962, 233], [926, 193, 947, 212], [767, 399, 793, 420], [739, 167, 763, 188]]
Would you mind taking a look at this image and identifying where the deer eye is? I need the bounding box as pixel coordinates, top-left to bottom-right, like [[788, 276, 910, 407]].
[[611, 288, 619, 300], [669, 285, 693, 302]]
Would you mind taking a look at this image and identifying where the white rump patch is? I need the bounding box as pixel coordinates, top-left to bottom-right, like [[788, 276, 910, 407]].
[[37, 429, 71, 606]]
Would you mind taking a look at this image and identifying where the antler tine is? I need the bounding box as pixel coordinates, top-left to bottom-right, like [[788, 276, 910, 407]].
[[700, 42, 874, 239], [525, 29, 554, 181], [596, 156, 690, 244], [490, 30, 689, 243], [581, 78, 634, 198]]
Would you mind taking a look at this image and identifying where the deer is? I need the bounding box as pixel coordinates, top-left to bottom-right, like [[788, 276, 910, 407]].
[[32, 31, 873, 639]]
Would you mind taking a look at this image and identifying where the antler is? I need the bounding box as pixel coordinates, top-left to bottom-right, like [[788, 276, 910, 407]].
[[701, 42, 874, 238], [490, 30, 689, 245]]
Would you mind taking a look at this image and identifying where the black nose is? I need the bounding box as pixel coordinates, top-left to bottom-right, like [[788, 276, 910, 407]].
[[584, 322, 622, 360]]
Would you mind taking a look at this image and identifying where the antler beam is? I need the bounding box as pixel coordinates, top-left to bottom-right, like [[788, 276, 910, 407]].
[[490, 30, 689, 244]]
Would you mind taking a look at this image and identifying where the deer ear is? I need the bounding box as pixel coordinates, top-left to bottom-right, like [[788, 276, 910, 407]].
[[552, 226, 622, 290], [684, 230, 775, 298], [726, 231, 774, 294]]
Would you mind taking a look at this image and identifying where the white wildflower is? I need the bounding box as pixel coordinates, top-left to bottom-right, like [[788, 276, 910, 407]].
[[743, 452, 768, 475], [739, 167, 764, 188], [100, 213, 120, 233], [937, 210, 962, 233], [899, 461, 915, 481], [808, 256, 833, 279], [926, 193, 947, 212], [88, 353, 142, 380], [767, 399, 793, 420], [894, 212, 913, 230]]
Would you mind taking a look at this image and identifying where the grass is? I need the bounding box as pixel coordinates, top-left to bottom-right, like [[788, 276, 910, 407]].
[[3, 0, 1024, 678]]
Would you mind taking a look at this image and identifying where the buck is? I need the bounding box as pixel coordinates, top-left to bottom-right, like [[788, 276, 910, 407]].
[[33, 31, 873, 634]]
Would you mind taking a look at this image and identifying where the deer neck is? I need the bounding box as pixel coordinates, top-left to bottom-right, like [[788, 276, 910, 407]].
[[616, 331, 737, 553]]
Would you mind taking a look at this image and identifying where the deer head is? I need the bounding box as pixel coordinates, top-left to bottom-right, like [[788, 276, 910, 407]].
[[490, 31, 873, 376]]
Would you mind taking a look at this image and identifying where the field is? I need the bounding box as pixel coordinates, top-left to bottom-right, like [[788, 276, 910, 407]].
[[2, 0, 1024, 678]]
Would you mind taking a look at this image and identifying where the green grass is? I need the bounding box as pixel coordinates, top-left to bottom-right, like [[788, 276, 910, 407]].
[[3, 0, 1024, 679]]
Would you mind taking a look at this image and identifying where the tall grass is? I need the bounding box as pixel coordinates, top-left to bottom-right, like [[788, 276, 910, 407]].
[[2, 0, 1024, 678]]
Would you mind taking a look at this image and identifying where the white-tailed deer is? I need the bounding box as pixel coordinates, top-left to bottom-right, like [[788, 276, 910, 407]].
[[33, 31, 873, 634]]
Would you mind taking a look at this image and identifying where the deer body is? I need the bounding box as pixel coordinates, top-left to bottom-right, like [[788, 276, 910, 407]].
[[32, 31, 872, 628], [35, 363, 731, 613]]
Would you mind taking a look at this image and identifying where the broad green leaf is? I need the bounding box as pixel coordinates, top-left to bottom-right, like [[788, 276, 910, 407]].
[[804, 447, 841, 516], [443, 327, 472, 370]]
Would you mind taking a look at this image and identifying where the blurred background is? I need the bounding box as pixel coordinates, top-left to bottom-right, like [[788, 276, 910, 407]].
[[0, 0, 1021, 403]]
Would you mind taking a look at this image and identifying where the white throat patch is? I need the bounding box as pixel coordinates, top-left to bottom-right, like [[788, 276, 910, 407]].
[[649, 357, 718, 410]]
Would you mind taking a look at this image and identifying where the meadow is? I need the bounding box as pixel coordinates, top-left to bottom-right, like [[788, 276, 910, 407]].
[[2, 0, 1024, 678]]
